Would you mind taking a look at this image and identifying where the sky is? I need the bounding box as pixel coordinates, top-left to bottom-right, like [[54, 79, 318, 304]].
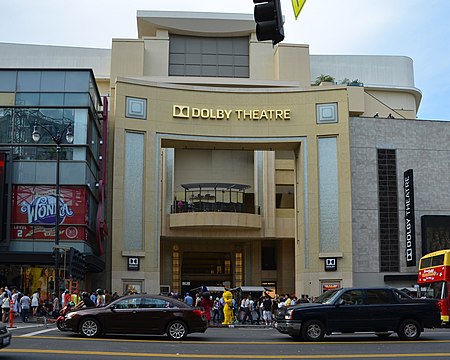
[[1, 0, 449, 120]]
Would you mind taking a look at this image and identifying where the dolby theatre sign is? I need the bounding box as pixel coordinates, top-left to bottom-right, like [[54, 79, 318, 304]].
[[173, 105, 291, 121]]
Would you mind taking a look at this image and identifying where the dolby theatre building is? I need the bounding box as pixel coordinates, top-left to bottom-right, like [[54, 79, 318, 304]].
[[2, 11, 450, 297]]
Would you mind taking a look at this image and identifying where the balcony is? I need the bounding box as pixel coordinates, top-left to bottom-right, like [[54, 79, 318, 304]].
[[169, 182, 261, 229]]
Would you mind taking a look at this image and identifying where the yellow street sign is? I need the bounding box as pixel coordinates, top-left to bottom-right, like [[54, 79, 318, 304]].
[[292, 0, 307, 19]]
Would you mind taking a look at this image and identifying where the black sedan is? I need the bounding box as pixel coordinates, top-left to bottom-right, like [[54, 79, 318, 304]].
[[62, 294, 208, 340], [0, 324, 11, 349]]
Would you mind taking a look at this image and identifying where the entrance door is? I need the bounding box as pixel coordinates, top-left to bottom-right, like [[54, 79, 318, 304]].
[[181, 252, 232, 293]]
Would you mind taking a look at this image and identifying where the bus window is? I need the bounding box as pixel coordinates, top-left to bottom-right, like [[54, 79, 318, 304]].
[[432, 254, 445, 266], [421, 282, 445, 300], [420, 257, 432, 269]]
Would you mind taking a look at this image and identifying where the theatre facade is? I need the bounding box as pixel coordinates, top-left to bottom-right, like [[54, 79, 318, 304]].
[[107, 11, 421, 297], [2, 10, 450, 298]]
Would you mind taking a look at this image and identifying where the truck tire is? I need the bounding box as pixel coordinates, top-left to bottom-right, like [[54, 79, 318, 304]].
[[397, 319, 421, 340], [301, 320, 325, 341]]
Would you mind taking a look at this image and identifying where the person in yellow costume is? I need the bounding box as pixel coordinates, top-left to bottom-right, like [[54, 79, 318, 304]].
[[221, 289, 233, 325]]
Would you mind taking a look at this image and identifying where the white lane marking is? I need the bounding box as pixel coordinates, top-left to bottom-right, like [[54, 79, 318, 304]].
[[19, 327, 59, 337]]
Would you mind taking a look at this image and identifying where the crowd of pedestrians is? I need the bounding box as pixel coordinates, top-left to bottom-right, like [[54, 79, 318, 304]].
[[181, 290, 310, 326], [0, 285, 121, 323]]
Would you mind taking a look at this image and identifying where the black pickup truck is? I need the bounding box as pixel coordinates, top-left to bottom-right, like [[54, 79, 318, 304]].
[[274, 287, 441, 341]]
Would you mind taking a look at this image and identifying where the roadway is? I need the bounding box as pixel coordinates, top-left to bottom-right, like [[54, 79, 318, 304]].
[[2, 323, 450, 359]]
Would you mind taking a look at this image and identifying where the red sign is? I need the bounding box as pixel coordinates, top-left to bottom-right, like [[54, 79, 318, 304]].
[[11, 185, 89, 241], [417, 266, 447, 283]]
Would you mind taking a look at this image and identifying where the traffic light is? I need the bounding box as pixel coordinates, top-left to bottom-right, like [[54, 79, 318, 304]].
[[67, 247, 86, 280], [253, 0, 285, 45]]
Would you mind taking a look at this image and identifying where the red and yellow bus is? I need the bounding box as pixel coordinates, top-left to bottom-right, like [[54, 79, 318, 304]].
[[418, 249, 450, 325]]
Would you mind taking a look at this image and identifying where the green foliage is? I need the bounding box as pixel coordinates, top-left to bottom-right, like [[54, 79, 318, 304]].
[[314, 74, 335, 85]]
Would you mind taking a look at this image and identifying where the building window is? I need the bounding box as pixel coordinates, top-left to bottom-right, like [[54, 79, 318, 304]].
[[276, 185, 294, 209], [318, 137, 339, 252], [421, 215, 450, 254], [169, 35, 249, 78], [316, 103, 338, 124], [125, 97, 147, 119], [262, 246, 277, 270], [124, 132, 145, 251], [377, 149, 399, 272]]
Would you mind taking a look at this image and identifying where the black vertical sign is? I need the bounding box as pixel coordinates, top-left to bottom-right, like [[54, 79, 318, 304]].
[[404, 169, 416, 267]]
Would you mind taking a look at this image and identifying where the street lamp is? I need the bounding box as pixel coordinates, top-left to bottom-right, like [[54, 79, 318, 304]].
[[32, 119, 74, 296]]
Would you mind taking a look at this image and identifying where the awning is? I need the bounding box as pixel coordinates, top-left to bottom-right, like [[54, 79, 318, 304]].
[[191, 286, 225, 293], [237, 286, 268, 293]]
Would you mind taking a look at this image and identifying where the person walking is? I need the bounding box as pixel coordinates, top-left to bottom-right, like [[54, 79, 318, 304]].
[[52, 293, 60, 318], [262, 295, 273, 326], [242, 295, 254, 324], [19, 293, 31, 322], [184, 292, 193, 306], [212, 297, 220, 323], [31, 289, 40, 317], [95, 289, 105, 307], [1, 292, 10, 323]]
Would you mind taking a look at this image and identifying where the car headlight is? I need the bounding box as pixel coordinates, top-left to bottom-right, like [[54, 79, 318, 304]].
[[65, 312, 78, 320], [285, 309, 293, 320]]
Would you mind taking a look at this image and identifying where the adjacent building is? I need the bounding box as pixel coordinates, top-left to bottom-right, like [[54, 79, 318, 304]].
[[1, 10, 449, 298]]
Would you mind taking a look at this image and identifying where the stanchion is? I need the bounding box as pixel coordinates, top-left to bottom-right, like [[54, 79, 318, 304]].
[[9, 299, 15, 328]]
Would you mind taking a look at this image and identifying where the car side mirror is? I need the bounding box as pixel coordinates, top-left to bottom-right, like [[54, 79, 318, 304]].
[[336, 298, 345, 306], [110, 304, 117, 311]]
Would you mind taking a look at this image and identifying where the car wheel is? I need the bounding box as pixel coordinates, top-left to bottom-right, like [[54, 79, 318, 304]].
[[167, 320, 187, 340], [79, 318, 101, 338], [301, 320, 325, 341], [56, 319, 67, 331], [397, 319, 421, 340]]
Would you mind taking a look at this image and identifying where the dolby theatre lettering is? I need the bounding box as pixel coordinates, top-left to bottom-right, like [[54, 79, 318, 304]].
[[173, 105, 291, 121]]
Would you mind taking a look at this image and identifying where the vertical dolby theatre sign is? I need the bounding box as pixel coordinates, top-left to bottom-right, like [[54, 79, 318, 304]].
[[404, 169, 416, 267]]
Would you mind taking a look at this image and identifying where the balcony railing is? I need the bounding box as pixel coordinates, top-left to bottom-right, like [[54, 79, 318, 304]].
[[171, 201, 260, 215]]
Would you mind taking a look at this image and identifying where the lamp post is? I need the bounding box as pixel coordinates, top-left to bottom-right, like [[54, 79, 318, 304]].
[[32, 120, 74, 296]]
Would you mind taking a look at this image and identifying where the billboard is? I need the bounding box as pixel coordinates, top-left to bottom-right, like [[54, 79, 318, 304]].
[[11, 185, 89, 241]]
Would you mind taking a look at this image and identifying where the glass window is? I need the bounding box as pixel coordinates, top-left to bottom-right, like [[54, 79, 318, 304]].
[[40, 93, 64, 106], [169, 35, 249, 78], [141, 298, 172, 309], [0, 108, 12, 142], [366, 289, 394, 304], [124, 132, 144, 251], [0, 71, 17, 91], [262, 246, 277, 270], [318, 137, 339, 252], [339, 290, 364, 305], [17, 71, 41, 91], [64, 71, 89, 92], [276, 185, 294, 209], [15, 93, 39, 106], [115, 297, 141, 309], [64, 93, 89, 107], [40, 71, 65, 91], [432, 254, 445, 266]]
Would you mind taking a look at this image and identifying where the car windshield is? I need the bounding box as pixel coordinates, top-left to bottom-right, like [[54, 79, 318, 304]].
[[313, 289, 340, 304]]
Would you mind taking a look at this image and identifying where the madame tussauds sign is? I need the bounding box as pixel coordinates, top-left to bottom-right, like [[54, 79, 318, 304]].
[[173, 105, 291, 121]]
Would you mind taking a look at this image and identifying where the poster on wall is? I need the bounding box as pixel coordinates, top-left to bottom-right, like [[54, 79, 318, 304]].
[[11, 185, 89, 241], [321, 281, 341, 294], [22, 266, 55, 301]]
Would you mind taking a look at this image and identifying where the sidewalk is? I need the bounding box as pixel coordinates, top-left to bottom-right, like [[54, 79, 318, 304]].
[[5, 315, 56, 330]]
